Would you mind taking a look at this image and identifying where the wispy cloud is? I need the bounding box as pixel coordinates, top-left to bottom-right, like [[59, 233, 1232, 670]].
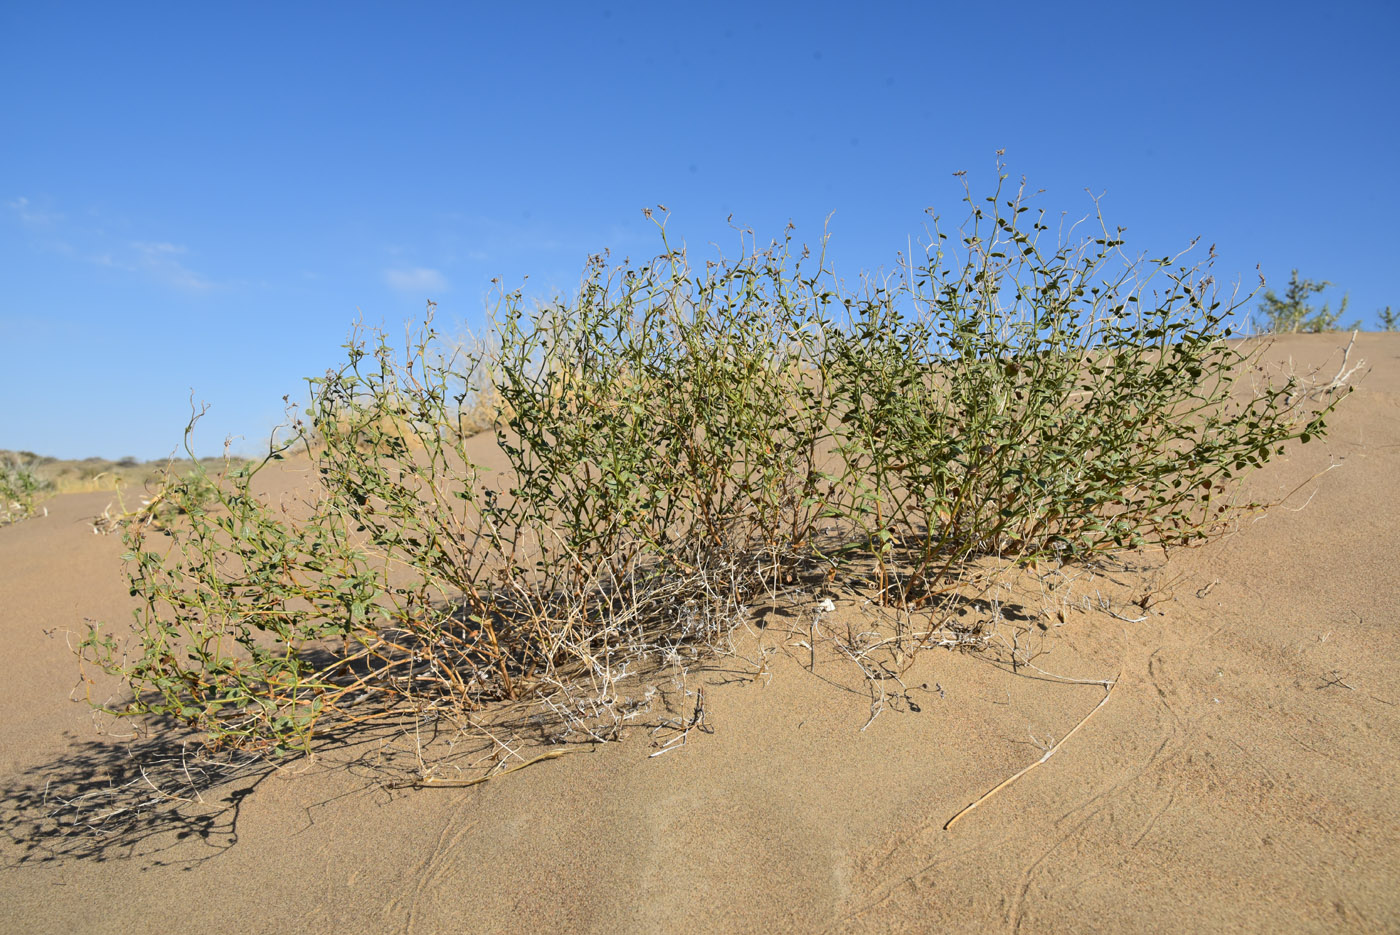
[[7, 196, 218, 291], [5, 196, 63, 226], [133, 240, 185, 255], [131, 241, 214, 290], [384, 267, 449, 293], [90, 252, 136, 272]]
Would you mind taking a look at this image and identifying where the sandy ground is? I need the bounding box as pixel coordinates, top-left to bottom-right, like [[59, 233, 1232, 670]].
[[2, 333, 1397, 934]]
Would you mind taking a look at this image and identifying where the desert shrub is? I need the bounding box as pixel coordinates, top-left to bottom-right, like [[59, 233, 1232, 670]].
[[81, 167, 1340, 757], [91, 462, 229, 534], [1256, 269, 1359, 333], [1, 458, 52, 525]]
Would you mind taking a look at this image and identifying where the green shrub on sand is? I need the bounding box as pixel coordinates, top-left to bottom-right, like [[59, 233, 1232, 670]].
[[80, 167, 1342, 760]]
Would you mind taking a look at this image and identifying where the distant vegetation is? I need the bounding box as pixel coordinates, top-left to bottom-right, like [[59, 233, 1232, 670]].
[[1255, 269, 1362, 334], [80, 165, 1345, 765], [0, 450, 248, 527]]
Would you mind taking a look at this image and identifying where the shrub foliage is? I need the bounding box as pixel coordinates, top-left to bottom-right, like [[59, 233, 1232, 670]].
[[80, 170, 1339, 755]]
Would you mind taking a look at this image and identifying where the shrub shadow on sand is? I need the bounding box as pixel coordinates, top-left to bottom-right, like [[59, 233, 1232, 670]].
[[0, 727, 272, 869]]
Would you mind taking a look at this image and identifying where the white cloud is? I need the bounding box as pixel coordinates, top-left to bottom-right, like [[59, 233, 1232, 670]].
[[384, 267, 449, 293]]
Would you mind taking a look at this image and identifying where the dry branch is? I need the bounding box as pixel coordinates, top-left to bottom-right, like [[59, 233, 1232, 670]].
[[944, 669, 1121, 831]]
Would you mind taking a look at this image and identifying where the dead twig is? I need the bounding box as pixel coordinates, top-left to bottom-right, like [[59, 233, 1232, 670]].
[[648, 685, 711, 757], [944, 668, 1121, 831], [404, 748, 581, 787], [1317, 670, 1355, 691], [1313, 330, 1366, 397]]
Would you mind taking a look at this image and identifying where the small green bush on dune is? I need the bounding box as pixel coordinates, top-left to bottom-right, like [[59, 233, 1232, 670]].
[[0, 458, 52, 526], [80, 166, 1342, 757], [1255, 269, 1359, 333]]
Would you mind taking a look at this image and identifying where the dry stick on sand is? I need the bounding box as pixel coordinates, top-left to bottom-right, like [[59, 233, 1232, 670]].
[[649, 685, 711, 758], [943, 669, 1122, 831], [1314, 330, 1366, 397], [403, 748, 581, 788]]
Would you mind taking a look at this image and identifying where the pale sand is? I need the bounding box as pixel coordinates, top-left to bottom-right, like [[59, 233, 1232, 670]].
[[2, 333, 1397, 933]]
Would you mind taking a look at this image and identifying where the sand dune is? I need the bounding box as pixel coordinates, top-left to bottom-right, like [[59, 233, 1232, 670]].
[[2, 333, 1397, 934]]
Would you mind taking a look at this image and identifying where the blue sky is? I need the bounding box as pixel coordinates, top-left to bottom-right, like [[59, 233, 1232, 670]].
[[3, 1, 1397, 460]]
